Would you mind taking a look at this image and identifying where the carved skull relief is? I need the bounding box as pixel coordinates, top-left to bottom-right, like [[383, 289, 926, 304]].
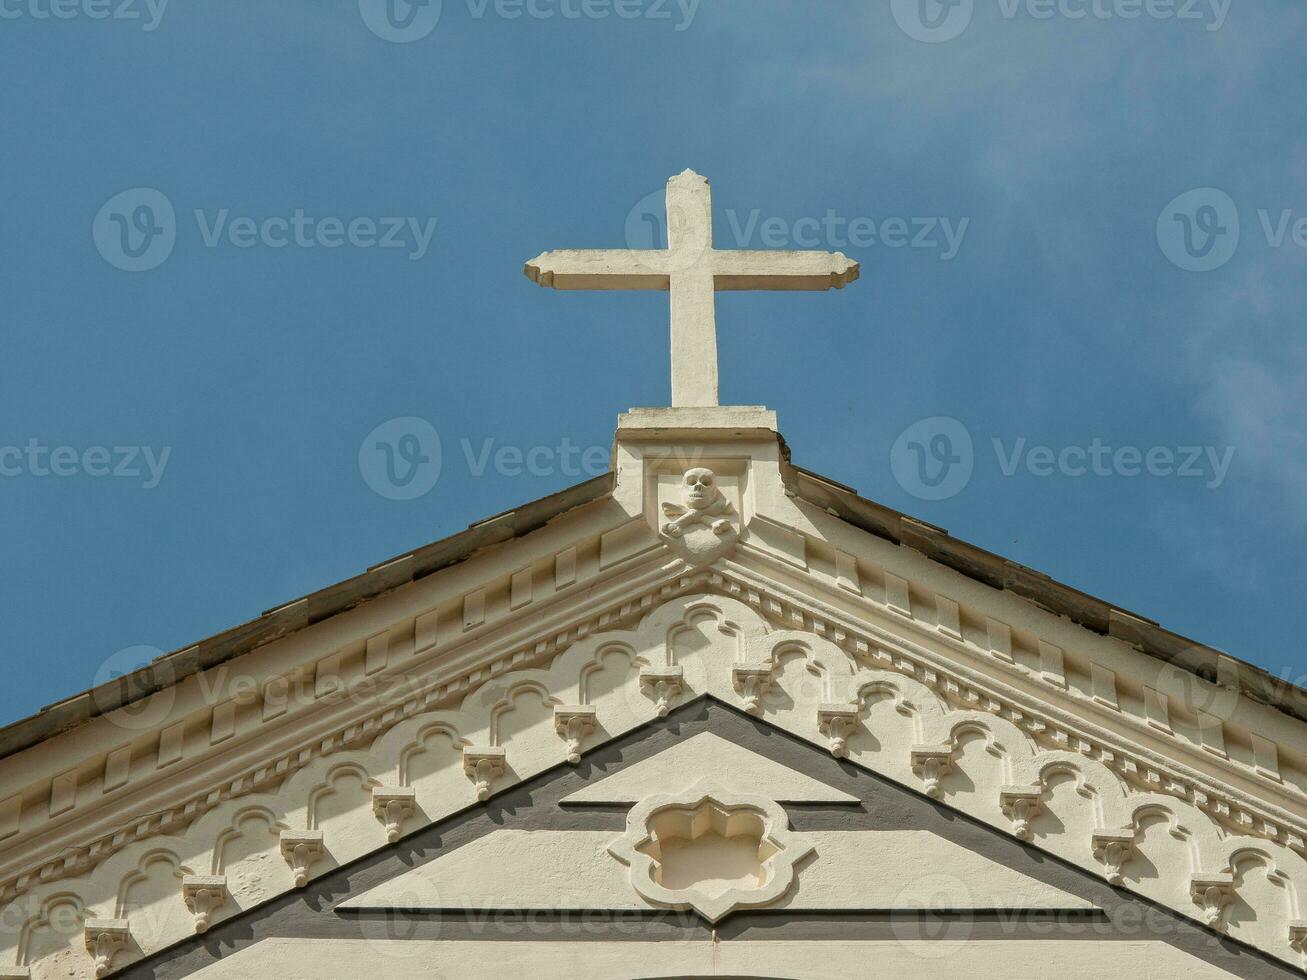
[[662, 467, 732, 538]]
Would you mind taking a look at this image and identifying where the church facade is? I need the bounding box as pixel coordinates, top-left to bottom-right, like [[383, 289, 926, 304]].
[[1, 176, 1305, 978]]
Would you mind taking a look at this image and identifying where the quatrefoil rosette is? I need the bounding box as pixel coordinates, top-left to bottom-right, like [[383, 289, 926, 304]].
[[606, 782, 813, 922]]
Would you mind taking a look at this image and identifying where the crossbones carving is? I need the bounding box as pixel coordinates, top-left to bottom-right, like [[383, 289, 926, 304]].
[[661, 467, 732, 537]]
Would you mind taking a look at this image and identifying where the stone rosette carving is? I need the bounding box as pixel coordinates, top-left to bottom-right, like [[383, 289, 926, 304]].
[[659, 467, 737, 565], [606, 781, 812, 922]]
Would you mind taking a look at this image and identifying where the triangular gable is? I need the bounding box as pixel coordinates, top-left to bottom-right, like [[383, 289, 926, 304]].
[[2, 406, 1305, 975]]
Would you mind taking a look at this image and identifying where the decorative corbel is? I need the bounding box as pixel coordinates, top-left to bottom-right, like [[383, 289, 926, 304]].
[[83, 919, 130, 978], [463, 747, 507, 801], [279, 830, 325, 887], [1289, 921, 1307, 965], [910, 744, 954, 800], [1190, 873, 1236, 930], [180, 876, 228, 933], [731, 665, 773, 716], [372, 787, 418, 843], [554, 705, 598, 764], [639, 665, 684, 717], [999, 785, 1043, 842], [1090, 830, 1137, 885], [817, 704, 860, 758]]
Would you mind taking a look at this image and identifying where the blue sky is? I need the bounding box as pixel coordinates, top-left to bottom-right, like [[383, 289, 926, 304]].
[[1, 0, 1303, 725]]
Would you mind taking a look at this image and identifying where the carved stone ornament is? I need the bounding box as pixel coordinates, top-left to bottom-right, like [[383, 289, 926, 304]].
[[731, 664, 773, 716], [553, 705, 598, 764], [1289, 920, 1307, 965], [180, 875, 228, 933], [462, 747, 507, 801], [910, 744, 954, 800], [279, 829, 325, 888], [638, 665, 685, 717], [1091, 830, 1137, 886], [816, 704, 860, 758], [372, 787, 418, 843], [659, 467, 737, 566], [83, 920, 130, 979], [999, 785, 1044, 842], [606, 781, 813, 923], [1190, 872, 1236, 930]]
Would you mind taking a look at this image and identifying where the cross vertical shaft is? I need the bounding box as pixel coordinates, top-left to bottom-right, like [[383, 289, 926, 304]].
[[666, 172, 718, 407]]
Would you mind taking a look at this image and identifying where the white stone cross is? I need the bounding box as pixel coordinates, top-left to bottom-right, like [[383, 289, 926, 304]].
[[525, 170, 860, 407]]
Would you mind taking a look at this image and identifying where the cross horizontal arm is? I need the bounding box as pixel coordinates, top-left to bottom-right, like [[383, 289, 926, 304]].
[[710, 250, 860, 291], [524, 250, 671, 290]]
